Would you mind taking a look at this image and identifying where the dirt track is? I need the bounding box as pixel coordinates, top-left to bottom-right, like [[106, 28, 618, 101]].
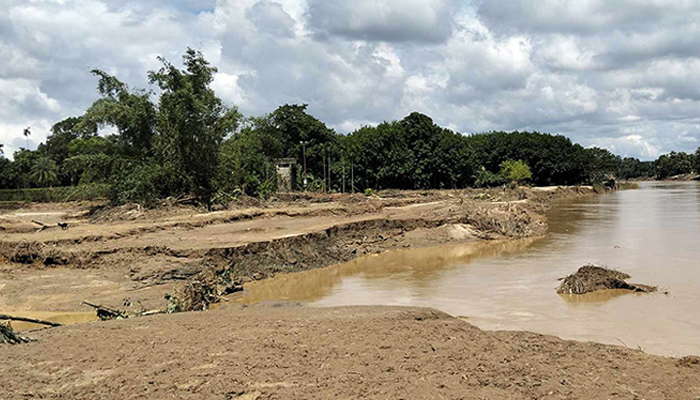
[[3, 304, 699, 399]]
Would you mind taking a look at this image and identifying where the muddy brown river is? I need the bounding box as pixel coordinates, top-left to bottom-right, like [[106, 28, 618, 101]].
[[243, 181, 700, 357]]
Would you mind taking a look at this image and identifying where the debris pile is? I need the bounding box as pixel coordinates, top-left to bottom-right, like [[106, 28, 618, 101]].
[[0, 322, 31, 345], [557, 265, 657, 295], [166, 269, 243, 313]]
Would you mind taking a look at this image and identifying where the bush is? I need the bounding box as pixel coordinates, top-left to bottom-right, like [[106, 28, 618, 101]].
[[109, 163, 179, 208], [473, 167, 503, 188], [499, 159, 532, 185], [0, 184, 110, 203]]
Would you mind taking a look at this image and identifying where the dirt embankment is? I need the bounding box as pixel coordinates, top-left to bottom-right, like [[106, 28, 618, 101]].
[[2, 304, 699, 399], [0, 186, 591, 313]]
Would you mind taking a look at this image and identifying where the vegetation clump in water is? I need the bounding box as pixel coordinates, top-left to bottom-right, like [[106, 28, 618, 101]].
[[557, 265, 657, 295]]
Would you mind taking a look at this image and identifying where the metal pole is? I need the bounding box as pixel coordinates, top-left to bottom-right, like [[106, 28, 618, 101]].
[[351, 161, 354, 193], [322, 149, 326, 193], [302, 141, 307, 191]]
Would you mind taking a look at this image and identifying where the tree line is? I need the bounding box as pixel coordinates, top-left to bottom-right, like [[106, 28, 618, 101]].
[[1, 49, 699, 206]]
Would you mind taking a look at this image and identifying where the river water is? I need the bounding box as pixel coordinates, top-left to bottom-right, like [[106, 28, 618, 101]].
[[242, 181, 700, 357]]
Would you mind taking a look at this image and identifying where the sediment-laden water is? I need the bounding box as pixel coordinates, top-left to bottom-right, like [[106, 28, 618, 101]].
[[242, 181, 700, 356]]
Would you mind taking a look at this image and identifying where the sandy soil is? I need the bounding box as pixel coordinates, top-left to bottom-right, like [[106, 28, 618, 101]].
[[2, 304, 699, 399]]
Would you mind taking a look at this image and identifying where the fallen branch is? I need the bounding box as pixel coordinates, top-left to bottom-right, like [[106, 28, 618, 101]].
[[0, 313, 62, 327], [83, 301, 125, 321], [31, 219, 50, 232]]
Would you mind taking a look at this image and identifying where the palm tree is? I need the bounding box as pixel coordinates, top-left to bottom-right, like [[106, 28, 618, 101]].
[[30, 157, 58, 187], [23, 127, 31, 149]]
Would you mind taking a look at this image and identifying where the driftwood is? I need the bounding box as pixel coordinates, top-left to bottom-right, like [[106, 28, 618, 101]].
[[31, 219, 50, 232], [0, 313, 63, 327], [83, 301, 124, 320], [83, 301, 125, 321], [83, 301, 165, 320]]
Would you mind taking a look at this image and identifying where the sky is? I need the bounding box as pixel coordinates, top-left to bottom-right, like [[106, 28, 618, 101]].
[[1, 0, 699, 160]]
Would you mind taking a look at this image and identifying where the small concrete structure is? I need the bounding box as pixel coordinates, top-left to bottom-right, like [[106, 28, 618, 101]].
[[275, 158, 297, 192]]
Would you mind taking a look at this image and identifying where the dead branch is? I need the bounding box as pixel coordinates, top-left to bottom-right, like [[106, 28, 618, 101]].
[[0, 313, 62, 327], [82, 301, 124, 321]]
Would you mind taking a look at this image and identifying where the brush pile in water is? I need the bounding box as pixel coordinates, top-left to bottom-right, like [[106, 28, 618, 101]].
[[557, 265, 657, 295]]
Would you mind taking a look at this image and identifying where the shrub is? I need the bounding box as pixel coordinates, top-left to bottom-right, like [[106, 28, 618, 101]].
[[499, 159, 532, 185], [109, 163, 179, 208], [473, 167, 503, 188], [0, 184, 110, 203]]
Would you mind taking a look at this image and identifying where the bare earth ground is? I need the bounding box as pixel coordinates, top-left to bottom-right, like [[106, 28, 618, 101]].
[[2, 304, 700, 399], [4, 186, 699, 399], [0, 188, 559, 313]]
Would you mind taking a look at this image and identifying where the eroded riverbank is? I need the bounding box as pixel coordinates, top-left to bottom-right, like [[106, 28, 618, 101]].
[[0, 186, 588, 316]]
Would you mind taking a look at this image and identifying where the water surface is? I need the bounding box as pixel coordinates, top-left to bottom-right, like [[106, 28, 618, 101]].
[[242, 182, 700, 356]]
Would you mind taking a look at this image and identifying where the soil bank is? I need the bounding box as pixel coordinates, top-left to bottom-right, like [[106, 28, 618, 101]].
[[2, 304, 699, 399]]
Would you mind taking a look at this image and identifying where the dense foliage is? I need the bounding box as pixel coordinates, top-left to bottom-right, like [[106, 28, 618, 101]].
[[1, 50, 698, 205]]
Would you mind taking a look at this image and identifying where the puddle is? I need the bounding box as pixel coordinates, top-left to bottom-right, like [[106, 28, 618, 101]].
[[1, 311, 98, 332]]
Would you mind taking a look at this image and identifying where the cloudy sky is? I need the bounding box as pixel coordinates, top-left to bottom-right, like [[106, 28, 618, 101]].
[[1, 0, 699, 160]]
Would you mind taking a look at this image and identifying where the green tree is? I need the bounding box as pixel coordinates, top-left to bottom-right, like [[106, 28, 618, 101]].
[[584, 147, 619, 183], [499, 159, 532, 184], [30, 157, 58, 187], [80, 70, 156, 158], [11, 149, 42, 188], [694, 147, 700, 174], [216, 130, 275, 198], [616, 157, 653, 180], [655, 151, 693, 179], [148, 48, 241, 202]]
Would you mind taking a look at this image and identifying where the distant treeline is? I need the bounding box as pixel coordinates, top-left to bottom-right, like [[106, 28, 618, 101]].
[[1, 49, 698, 206]]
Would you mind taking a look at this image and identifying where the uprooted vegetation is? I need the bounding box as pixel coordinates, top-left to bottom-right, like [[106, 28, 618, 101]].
[[557, 265, 658, 295], [165, 269, 243, 313], [0, 322, 32, 345]]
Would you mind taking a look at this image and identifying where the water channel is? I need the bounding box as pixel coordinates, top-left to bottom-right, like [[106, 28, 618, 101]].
[[242, 181, 700, 357]]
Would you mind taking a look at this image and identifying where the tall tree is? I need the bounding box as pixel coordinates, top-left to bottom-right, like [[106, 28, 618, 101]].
[[655, 151, 694, 179], [80, 70, 156, 158], [23, 127, 31, 149], [148, 48, 241, 201]]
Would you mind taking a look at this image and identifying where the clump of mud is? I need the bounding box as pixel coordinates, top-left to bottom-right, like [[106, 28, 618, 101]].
[[557, 265, 657, 295]]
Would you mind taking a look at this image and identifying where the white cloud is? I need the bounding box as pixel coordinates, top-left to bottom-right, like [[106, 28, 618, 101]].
[[1, 0, 700, 160]]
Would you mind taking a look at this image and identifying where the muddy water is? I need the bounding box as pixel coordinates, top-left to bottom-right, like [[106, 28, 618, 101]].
[[3, 311, 98, 332], [242, 181, 700, 357]]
